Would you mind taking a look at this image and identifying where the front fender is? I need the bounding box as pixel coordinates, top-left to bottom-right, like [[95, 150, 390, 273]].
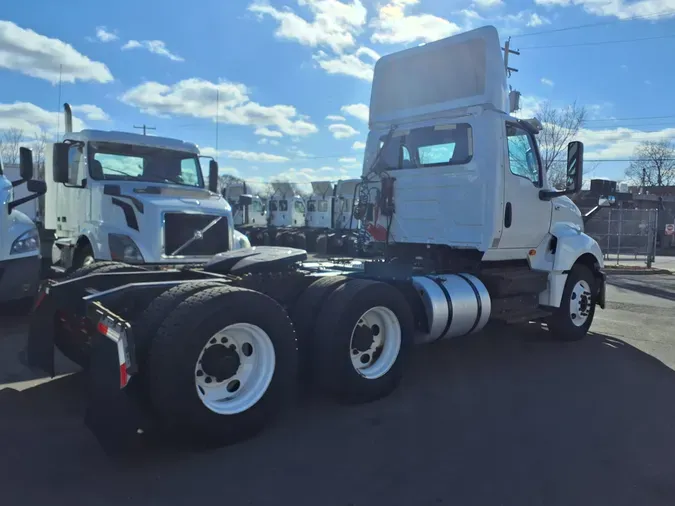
[[552, 222, 604, 272], [542, 223, 605, 308]]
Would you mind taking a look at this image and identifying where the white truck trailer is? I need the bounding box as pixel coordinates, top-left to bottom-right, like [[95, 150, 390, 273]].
[[0, 148, 46, 304], [42, 104, 250, 272], [26, 26, 606, 455]]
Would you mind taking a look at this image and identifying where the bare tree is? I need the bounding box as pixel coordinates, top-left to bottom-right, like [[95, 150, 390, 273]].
[[624, 140, 675, 188], [534, 101, 587, 189], [218, 173, 245, 193], [31, 128, 49, 180], [1, 128, 25, 166]]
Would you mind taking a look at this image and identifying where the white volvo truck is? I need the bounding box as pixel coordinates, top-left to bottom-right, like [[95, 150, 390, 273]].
[[27, 26, 606, 456], [43, 104, 250, 272], [0, 148, 46, 305]]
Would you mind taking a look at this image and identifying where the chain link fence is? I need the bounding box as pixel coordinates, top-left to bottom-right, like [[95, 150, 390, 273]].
[[584, 208, 659, 267]]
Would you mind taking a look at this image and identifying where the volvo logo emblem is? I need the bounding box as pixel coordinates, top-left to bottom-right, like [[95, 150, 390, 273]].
[[193, 230, 204, 240]]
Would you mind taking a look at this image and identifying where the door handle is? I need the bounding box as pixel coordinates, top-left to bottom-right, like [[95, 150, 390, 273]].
[[504, 202, 512, 228]]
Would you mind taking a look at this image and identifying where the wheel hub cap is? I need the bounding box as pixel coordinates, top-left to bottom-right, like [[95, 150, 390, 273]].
[[200, 344, 240, 382]]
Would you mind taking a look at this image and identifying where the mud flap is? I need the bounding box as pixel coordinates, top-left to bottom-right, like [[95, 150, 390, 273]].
[[84, 333, 151, 456], [25, 285, 56, 376], [597, 270, 606, 309]]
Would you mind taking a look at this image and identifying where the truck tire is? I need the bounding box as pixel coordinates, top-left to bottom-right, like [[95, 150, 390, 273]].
[[71, 244, 96, 271], [290, 275, 349, 378], [54, 262, 145, 368], [132, 280, 228, 363], [545, 264, 596, 341], [312, 279, 414, 404], [146, 286, 298, 446]]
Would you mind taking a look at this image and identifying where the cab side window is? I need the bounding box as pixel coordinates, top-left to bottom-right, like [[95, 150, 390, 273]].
[[506, 124, 541, 186]]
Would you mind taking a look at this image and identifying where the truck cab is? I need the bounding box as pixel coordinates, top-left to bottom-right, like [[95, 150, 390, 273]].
[[44, 105, 243, 270], [333, 179, 360, 230], [268, 182, 305, 228], [361, 25, 603, 309], [0, 149, 46, 303], [225, 182, 267, 227], [306, 181, 333, 229]]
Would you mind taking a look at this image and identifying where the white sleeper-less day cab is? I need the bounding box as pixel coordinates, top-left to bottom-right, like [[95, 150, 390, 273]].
[[0, 149, 46, 304], [43, 104, 250, 272], [27, 25, 606, 456]]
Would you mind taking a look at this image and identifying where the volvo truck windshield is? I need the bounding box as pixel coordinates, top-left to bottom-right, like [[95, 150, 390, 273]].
[[87, 141, 204, 187]]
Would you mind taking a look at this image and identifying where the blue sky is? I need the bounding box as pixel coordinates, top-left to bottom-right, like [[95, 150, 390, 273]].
[[1, 0, 674, 188]]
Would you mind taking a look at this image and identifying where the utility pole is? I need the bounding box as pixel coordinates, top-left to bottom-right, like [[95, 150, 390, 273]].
[[133, 124, 156, 136], [502, 37, 520, 77]]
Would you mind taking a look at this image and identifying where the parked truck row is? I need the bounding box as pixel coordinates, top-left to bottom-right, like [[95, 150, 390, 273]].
[[225, 179, 367, 256], [24, 25, 607, 457]]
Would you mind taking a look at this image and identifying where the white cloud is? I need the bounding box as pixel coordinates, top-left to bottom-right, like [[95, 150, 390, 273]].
[[527, 13, 551, 26], [339, 156, 362, 169], [370, 0, 463, 45], [122, 40, 184, 62], [534, 0, 675, 20], [341, 103, 369, 123], [255, 126, 284, 137], [313, 46, 379, 81], [581, 127, 675, 160], [288, 146, 312, 158], [473, 0, 503, 8], [119, 78, 318, 137], [329, 123, 359, 139], [71, 104, 110, 121], [0, 101, 86, 134], [352, 141, 366, 150], [274, 166, 355, 184], [0, 20, 113, 84], [248, 0, 367, 53], [95, 26, 118, 42], [223, 150, 290, 163], [540, 77, 554, 87], [258, 138, 281, 146], [326, 114, 346, 121]]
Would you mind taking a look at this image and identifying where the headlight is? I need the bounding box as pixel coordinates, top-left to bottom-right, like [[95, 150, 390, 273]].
[[233, 231, 251, 249], [109, 234, 144, 263], [11, 228, 40, 254]]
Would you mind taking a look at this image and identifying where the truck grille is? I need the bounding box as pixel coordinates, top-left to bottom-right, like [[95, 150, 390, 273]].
[[163, 213, 229, 257]]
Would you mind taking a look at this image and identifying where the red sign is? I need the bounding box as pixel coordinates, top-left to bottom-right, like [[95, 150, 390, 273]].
[[665, 224, 675, 236]]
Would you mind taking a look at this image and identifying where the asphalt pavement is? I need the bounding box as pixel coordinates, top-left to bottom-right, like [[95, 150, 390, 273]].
[[1, 273, 675, 506]]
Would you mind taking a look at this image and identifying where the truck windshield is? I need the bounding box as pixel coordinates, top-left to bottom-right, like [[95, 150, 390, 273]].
[[368, 123, 473, 171], [88, 141, 204, 187]]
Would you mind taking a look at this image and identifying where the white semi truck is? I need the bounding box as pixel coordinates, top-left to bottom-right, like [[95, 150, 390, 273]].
[[27, 26, 606, 455], [0, 148, 46, 305], [42, 104, 250, 272]]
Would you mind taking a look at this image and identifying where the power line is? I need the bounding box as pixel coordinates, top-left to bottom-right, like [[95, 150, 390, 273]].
[[514, 9, 675, 38], [519, 33, 675, 49]]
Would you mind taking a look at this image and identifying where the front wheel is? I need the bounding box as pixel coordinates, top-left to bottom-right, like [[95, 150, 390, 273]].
[[546, 264, 596, 341]]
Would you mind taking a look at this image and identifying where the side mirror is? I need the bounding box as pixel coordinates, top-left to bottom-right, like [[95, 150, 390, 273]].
[[53, 143, 70, 183], [19, 147, 34, 181], [208, 160, 218, 193], [221, 187, 227, 199], [565, 141, 584, 193], [598, 195, 616, 207], [239, 194, 253, 206], [27, 179, 47, 194]]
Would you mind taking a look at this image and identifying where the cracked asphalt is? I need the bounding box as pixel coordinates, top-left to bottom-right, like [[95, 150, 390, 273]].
[[1, 273, 674, 506]]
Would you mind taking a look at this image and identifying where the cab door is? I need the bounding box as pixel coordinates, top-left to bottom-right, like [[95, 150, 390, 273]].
[[497, 122, 552, 251]]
